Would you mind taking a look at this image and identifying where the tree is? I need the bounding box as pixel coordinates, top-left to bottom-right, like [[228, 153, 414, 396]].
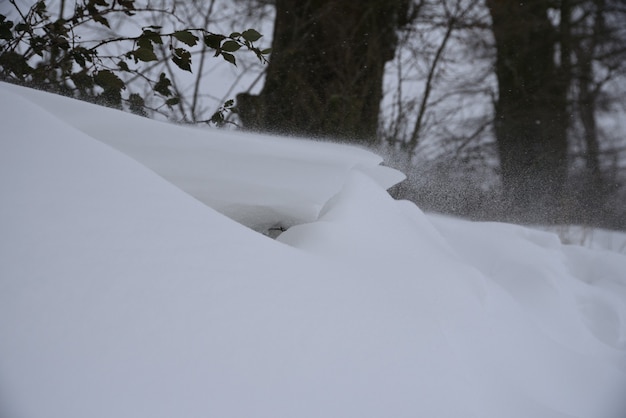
[[237, 0, 413, 144], [0, 0, 269, 122], [569, 0, 626, 219], [380, 0, 503, 219], [486, 0, 571, 220]]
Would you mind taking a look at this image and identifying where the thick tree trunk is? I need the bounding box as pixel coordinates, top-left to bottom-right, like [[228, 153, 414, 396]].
[[238, 0, 410, 144], [486, 0, 570, 220]]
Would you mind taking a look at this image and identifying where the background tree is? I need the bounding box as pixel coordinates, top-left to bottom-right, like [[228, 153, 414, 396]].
[[380, 0, 498, 218], [484, 0, 626, 225], [486, 0, 570, 221], [237, 0, 414, 143], [138, 0, 274, 123], [0, 0, 270, 122], [567, 0, 626, 226]]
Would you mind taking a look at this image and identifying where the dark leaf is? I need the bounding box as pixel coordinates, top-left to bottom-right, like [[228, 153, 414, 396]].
[[260, 48, 272, 55], [210, 111, 224, 125], [70, 70, 94, 90], [134, 47, 157, 62], [172, 47, 192, 72], [136, 36, 152, 49], [14, 23, 29, 32], [34, 1, 47, 18], [204, 33, 224, 49], [49, 18, 69, 36], [92, 13, 110, 28], [129, 93, 147, 116], [154, 72, 172, 96], [74, 47, 94, 63], [241, 29, 262, 43], [141, 29, 162, 45], [54, 37, 70, 51], [30, 36, 46, 56], [72, 50, 86, 67], [118, 60, 130, 71], [0, 17, 13, 41], [172, 30, 198, 47], [129, 93, 144, 106], [221, 40, 241, 52], [118, 0, 136, 10], [222, 52, 236, 66], [94, 70, 125, 91], [165, 97, 180, 106], [0, 51, 33, 78]]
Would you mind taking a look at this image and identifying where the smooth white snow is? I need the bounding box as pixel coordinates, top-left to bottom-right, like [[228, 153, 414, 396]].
[[0, 82, 403, 234], [1, 82, 625, 418]]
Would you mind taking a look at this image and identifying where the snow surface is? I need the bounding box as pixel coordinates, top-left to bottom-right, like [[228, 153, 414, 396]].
[[1, 81, 625, 418]]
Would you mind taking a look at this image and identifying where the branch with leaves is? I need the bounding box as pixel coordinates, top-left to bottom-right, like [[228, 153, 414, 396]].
[[0, 0, 270, 122]]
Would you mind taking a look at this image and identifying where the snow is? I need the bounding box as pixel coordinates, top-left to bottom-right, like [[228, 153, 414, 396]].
[[0, 82, 403, 234], [1, 81, 625, 418]]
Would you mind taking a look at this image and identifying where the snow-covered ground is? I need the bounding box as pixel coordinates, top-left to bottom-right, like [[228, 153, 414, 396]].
[[1, 81, 625, 418]]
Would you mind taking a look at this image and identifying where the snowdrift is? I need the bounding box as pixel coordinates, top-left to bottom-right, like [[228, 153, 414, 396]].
[[1, 82, 625, 418], [0, 82, 403, 234]]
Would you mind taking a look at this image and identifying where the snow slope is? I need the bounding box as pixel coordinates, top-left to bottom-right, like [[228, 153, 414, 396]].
[[1, 82, 625, 418], [0, 82, 403, 233]]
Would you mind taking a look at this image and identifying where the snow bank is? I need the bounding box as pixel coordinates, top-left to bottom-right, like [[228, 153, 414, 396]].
[[1, 82, 625, 418], [281, 172, 626, 418], [0, 82, 403, 233]]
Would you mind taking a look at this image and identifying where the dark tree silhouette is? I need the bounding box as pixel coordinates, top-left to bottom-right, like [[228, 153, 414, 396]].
[[237, 0, 413, 144], [486, 0, 570, 220]]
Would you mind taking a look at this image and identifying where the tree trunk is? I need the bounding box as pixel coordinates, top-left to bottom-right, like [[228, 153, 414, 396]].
[[486, 0, 570, 220], [578, 49, 601, 185], [237, 0, 411, 144], [578, 0, 605, 190]]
